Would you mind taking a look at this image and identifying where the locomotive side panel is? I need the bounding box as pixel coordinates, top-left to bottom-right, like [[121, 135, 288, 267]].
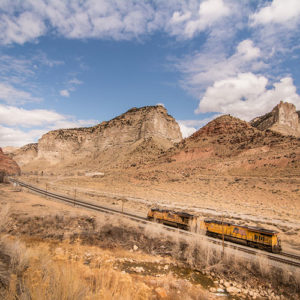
[[204, 220, 281, 252]]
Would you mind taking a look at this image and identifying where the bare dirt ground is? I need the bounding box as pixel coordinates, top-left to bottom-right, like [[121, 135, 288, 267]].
[[20, 167, 300, 255], [1, 182, 300, 300], [0, 183, 215, 299]]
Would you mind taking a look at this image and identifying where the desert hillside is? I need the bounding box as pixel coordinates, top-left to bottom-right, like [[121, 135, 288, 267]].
[[0, 148, 20, 176], [150, 113, 300, 179], [12, 105, 182, 173], [2, 102, 300, 300]]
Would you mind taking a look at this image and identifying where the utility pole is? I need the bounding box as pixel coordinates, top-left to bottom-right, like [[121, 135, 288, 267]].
[[45, 183, 48, 199], [221, 214, 225, 257], [74, 188, 76, 206], [121, 199, 124, 213]]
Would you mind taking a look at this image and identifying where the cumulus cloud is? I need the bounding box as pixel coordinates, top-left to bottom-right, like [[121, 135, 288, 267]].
[[0, 104, 97, 146], [170, 0, 231, 38], [251, 0, 300, 25], [196, 73, 300, 120], [0, 104, 65, 127], [60, 89, 70, 97], [0, 0, 234, 44], [236, 39, 261, 60], [176, 38, 264, 96], [0, 125, 45, 147], [0, 11, 46, 44]]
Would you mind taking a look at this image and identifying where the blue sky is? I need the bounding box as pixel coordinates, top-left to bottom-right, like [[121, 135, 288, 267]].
[[0, 0, 300, 146]]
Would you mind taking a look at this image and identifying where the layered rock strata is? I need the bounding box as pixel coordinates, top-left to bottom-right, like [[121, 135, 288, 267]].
[[251, 101, 300, 137], [13, 105, 182, 170]]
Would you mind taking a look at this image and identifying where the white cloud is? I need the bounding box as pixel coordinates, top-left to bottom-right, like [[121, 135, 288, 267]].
[[175, 38, 264, 96], [186, 0, 230, 37], [0, 104, 98, 146], [0, 0, 234, 44], [178, 123, 196, 138], [0, 82, 41, 104], [0, 52, 64, 102], [178, 115, 220, 138], [68, 78, 83, 85], [236, 39, 261, 60], [251, 0, 300, 25], [168, 0, 232, 38], [0, 11, 46, 44], [60, 89, 70, 97], [171, 11, 191, 24], [196, 73, 300, 120], [0, 125, 45, 147], [0, 104, 65, 127]]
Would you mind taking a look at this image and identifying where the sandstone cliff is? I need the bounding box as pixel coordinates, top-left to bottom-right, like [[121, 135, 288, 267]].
[[8, 143, 38, 167], [15, 105, 182, 172], [250, 101, 300, 137], [0, 148, 21, 175]]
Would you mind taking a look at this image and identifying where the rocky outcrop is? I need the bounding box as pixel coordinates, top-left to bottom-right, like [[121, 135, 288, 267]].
[[190, 115, 253, 138], [0, 148, 21, 176], [251, 101, 300, 137], [152, 112, 300, 179], [10, 143, 38, 167], [16, 105, 182, 171], [163, 113, 300, 169]]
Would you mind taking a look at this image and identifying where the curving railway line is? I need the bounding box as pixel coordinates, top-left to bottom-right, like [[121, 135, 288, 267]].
[[9, 178, 300, 269]]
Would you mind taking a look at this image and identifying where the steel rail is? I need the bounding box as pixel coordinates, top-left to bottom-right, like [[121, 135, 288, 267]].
[[9, 178, 300, 268], [280, 252, 300, 261]]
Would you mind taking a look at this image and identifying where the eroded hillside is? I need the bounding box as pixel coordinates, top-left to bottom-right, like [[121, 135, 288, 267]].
[[12, 105, 182, 173], [0, 148, 20, 176]]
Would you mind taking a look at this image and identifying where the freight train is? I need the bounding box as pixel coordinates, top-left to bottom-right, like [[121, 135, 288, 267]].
[[147, 208, 282, 253]]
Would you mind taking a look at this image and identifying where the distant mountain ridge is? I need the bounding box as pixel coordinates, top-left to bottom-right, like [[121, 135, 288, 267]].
[[10, 105, 182, 172], [5, 101, 300, 177], [156, 112, 300, 177]]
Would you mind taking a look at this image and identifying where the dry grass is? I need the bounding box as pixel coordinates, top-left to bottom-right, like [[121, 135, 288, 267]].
[[0, 205, 10, 232], [1, 236, 210, 300], [4, 239, 152, 300], [1, 189, 299, 299]]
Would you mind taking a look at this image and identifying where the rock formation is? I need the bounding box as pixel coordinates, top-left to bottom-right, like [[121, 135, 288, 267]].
[[251, 101, 300, 137], [13, 105, 182, 171], [158, 113, 300, 177], [7, 143, 38, 167], [0, 148, 21, 176]]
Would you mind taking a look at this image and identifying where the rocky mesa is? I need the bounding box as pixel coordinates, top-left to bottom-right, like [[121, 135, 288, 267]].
[[14, 105, 182, 171], [251, 101, 300, 137]]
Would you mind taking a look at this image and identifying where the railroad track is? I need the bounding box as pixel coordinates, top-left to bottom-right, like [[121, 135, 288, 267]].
[[9, 178, 300, 268]]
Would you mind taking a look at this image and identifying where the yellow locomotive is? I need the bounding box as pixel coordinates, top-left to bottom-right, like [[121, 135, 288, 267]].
[[204, 219, 282, 253], [147, 208, 196, 230], [147, 208, 282, 253]]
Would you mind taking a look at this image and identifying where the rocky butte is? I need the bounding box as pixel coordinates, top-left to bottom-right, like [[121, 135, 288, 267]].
[[251, 101, 300, 137], [13, 105, 182, 171]]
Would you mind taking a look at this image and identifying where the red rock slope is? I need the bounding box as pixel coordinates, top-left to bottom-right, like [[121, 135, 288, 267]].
[[0, 148, 21, 175]]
